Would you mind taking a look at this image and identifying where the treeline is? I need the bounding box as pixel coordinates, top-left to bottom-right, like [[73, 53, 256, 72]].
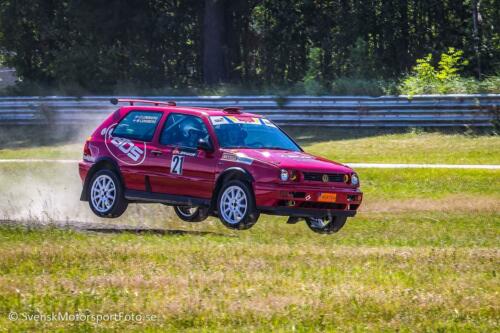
[[0, 0, 498, 94]]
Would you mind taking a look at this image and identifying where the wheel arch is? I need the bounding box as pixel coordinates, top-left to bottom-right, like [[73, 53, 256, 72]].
[[210, 167, 254, 210], [80, 158, 124, 201]]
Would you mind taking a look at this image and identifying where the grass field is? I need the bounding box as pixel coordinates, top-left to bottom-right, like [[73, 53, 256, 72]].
[[0, 129, 499, 331]]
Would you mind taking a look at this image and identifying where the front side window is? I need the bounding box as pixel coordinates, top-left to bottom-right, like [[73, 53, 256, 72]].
[[210, 116, 301, 151], [112, 111, 163, 141], [160, 113, 210, 149]]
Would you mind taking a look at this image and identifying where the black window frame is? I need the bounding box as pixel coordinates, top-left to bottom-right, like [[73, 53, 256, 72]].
[[159, 113, 211, 149], [112, 110, 164, 142]]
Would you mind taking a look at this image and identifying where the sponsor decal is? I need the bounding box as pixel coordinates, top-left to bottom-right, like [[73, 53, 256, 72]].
[[132, 114, 159, 124], [221, 152, 238, 162], [305, 194, 311, 201], [173, 148, 197, 157], [221, 152, 253, 165], [235, 152, 253, 165], [111, 137, 144, 162], [102, 124, 147, 165], [281, 153, 315, 161]]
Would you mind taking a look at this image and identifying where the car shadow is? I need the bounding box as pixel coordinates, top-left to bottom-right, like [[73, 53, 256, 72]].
[[0, 220, 236, 238], [82, 227, 235, 237]]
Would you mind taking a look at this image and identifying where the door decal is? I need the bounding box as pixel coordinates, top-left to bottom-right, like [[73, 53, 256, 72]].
[[103, 124, 147, 166], [171, 155, 184, 175]]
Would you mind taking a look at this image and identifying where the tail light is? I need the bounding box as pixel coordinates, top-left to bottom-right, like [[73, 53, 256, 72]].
[[83, 136, 92, 157]]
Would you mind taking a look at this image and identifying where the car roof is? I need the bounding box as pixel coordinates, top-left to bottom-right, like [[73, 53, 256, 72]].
[[118, 105, 263, 118]]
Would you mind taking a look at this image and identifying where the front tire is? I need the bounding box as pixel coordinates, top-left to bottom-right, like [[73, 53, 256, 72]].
[[305, 216, 348, 234], [88, 169, 128, 218], [173, 206, 209, 222], [217, 180, 260, 230]]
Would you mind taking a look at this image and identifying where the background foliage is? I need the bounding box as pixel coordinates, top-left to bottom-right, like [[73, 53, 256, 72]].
[[0, 0, 498, 95]]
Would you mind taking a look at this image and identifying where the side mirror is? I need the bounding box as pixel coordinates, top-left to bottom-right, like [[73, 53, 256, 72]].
[[197, 138, 214, 152]]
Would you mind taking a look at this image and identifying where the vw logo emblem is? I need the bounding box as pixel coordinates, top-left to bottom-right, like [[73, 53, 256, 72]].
[[322, 174, 329, 182]]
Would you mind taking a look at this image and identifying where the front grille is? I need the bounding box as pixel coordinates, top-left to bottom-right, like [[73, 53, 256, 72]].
[[303, 172, 345, 183]]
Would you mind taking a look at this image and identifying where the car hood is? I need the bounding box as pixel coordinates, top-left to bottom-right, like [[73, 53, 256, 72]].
[[222, 148, 353, 173]]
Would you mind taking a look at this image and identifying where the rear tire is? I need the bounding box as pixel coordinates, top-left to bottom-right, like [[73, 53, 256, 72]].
[[305, 216, 348, 234], [217, 180, 260, 230], [173, 206, 209, 222], [88, 169, 128, 218]]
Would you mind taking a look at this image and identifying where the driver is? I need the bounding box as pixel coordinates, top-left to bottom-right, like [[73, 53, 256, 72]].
[[181, 117, 209, 148], [216, 124, 247, 147]]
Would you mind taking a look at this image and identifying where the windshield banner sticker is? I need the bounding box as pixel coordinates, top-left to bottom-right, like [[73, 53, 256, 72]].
[[261, 118, 277, 127], [209, 116, 230, 125], [210, 116, 275, 127], [225, 116, 261, 125]]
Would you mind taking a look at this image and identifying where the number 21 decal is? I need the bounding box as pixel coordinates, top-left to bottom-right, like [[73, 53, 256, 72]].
[[171, 155, 184, 175]]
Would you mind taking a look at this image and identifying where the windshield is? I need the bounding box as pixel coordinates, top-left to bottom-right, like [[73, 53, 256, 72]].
[[210, 116, 301, 151]]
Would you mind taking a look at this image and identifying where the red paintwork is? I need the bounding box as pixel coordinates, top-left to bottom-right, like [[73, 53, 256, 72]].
[[79, 104, 362, 215]]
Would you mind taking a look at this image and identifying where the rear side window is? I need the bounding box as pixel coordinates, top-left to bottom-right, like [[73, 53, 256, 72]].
[[112, 111, 163, 141]]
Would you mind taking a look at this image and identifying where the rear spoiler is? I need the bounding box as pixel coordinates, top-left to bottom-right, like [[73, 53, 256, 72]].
[[110, 98, 176, 106]]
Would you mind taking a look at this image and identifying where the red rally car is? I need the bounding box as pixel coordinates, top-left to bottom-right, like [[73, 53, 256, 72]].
[[79, 99, 362, 234]]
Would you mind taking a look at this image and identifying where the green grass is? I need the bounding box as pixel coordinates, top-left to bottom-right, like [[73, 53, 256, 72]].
[[0, 212, 498, 332], [0, 143, 81, 160], [361, 168, 500, 199], [300, 131, 500, 165]]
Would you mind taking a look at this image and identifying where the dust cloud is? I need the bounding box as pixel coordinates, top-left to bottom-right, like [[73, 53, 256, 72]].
[[0, 124, 175, 227], [0, 162, 175, 227]]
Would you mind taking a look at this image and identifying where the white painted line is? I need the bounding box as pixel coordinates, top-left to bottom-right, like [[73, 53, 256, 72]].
[[0, 159, 499, 169], [346, 163, 500, 170], [0, 159, 78, 164]]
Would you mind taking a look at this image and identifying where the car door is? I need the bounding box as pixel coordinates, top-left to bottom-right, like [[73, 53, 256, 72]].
[[148, 113, 217, 200]]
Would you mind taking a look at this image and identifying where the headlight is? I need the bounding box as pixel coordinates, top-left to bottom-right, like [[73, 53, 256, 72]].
[[280, 169, 289, 181], [351, 173, 359, 186]]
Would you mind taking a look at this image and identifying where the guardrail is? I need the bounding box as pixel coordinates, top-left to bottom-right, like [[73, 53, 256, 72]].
[[0, 95, 498, 127]]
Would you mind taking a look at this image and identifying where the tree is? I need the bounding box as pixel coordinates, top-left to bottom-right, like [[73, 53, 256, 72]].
[[203, 0, 227, 84]]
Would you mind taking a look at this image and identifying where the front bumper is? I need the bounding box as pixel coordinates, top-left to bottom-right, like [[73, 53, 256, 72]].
[[254, 182, 362, 218]]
